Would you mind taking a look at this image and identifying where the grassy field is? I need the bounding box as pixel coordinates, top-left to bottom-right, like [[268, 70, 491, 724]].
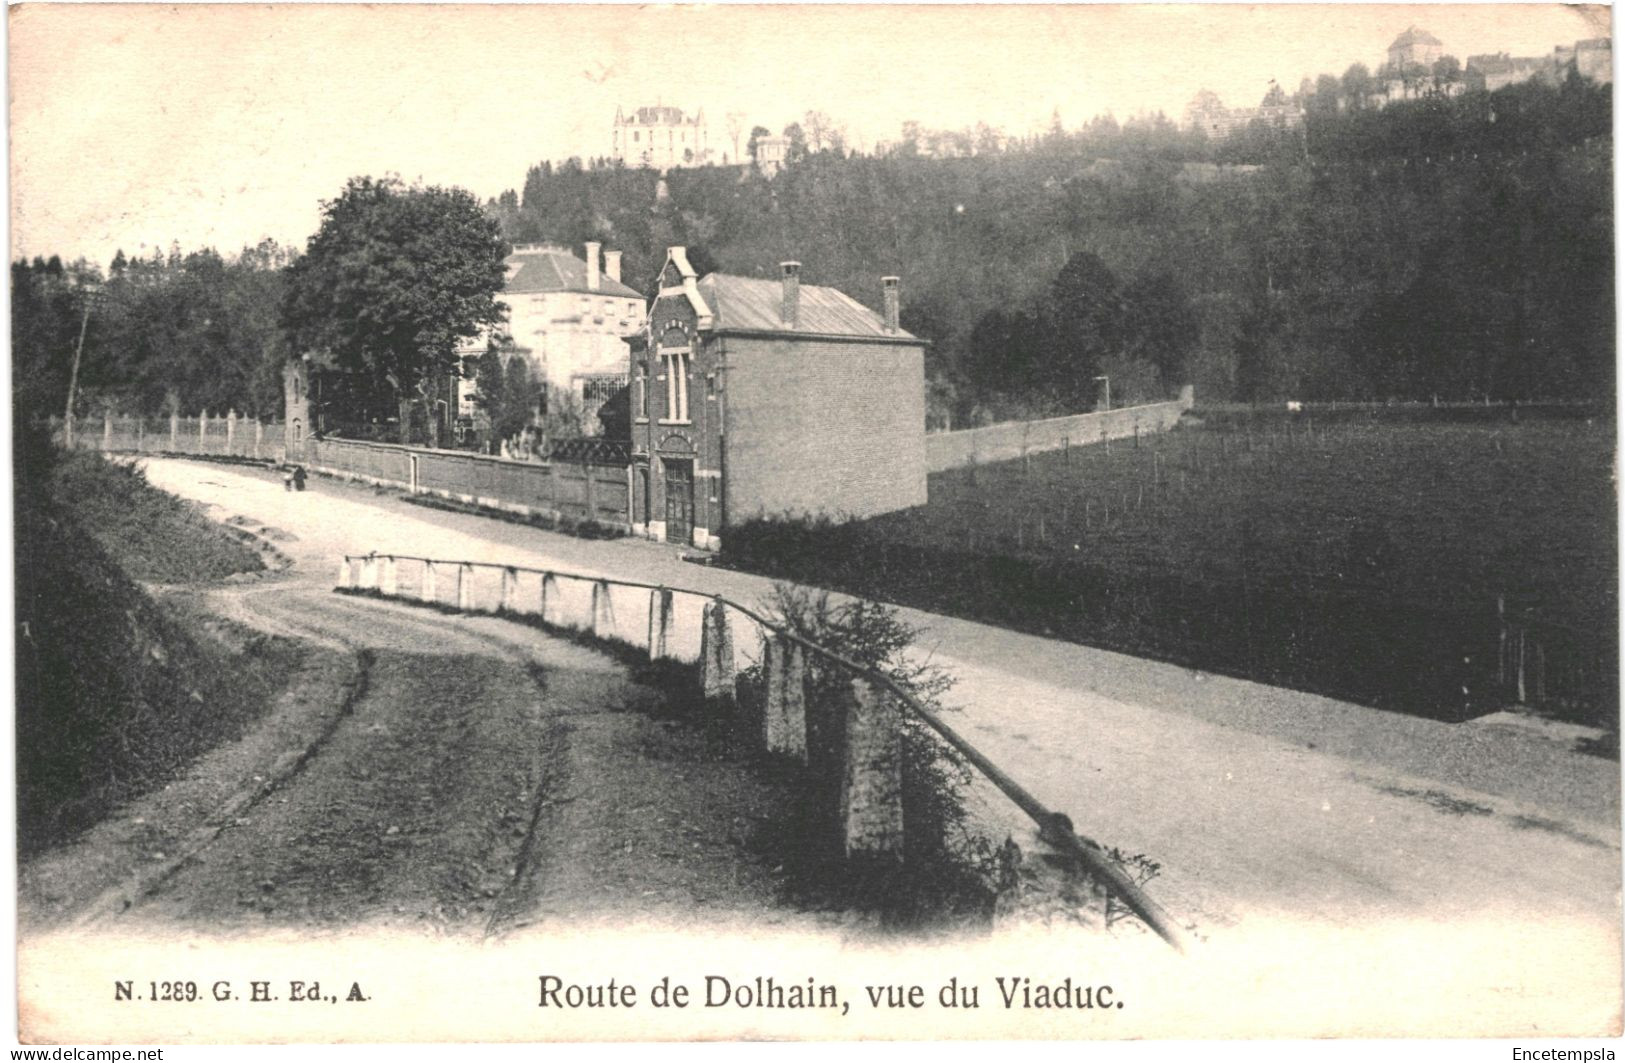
[[880, 413, 1617, 631], [727, 410, 1617, 730]]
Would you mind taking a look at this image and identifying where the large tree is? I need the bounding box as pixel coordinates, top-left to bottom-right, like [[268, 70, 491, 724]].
[[283, 176, 509, 445]]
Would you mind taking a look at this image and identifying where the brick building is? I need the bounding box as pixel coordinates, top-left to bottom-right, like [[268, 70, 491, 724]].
[[627, 249, 927, 550]]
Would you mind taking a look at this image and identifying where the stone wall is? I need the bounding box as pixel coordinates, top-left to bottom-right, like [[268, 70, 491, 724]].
[[924, 388, 1194, 473], [306, 437, 631, 530]]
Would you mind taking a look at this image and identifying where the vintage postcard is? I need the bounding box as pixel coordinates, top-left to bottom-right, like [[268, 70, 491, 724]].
[[8, 1, 1620, 1048]]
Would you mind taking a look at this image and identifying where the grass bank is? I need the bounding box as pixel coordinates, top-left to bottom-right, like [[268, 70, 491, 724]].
[[15, 438, 302, 855]]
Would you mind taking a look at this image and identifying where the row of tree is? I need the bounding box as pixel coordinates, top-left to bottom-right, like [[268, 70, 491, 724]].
[[487, 75, 1612, 419], [15, 178, 512, 447], [12, 242, 293, 424], [14, 74, 1612, 444]]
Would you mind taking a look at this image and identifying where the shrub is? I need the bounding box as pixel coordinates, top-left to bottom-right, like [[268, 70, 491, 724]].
[[749, 583, 1018, 929]]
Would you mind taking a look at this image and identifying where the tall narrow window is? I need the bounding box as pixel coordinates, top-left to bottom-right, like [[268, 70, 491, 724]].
[[634, 364, 648, 420], [662, 350, 689, 422]]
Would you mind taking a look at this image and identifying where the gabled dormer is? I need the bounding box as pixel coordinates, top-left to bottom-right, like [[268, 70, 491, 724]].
[[655, 246, 713, 330]]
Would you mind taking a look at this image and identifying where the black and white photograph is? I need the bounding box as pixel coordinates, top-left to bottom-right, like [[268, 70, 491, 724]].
[[8, 1, 1620, 1047]]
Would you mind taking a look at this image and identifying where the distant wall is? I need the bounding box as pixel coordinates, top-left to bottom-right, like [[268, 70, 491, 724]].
[[69, 412, 286, 464], [925, 388, 1194, 473], [307, 437, 631, 531]]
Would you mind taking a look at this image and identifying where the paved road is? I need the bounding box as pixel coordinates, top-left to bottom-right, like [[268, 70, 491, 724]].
[[139, 457, 1623, 1026]]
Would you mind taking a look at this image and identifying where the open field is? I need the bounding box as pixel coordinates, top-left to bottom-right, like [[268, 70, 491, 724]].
[[728, 411, 1618, 731], [893, 412, 1616, 627]]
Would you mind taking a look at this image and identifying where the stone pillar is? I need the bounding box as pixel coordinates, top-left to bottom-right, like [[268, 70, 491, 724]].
[[764, 636, 808, 762], [359, 554, 378, 591], [421, 561, 438, 603], [337, 558, 353, 589], [699, 599, 735, 702], [647, 588, 674, 660], [840, 678, 905, 857], [501, 567, 520, 613], [199, 410, 209, 452], [456, 564, 475, 611], [591, 579, 615, 640], [226, 409, 237, 454], [254, 420, 263, 459], [381, 556, 398, 597], [169, 411, 179, 452], [540, 573, 560, 626]]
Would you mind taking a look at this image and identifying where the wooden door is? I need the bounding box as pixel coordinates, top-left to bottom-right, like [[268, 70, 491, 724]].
[[663, 458, 694, 545]]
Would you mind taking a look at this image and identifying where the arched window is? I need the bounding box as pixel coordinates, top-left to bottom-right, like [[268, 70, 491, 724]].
[[291, 372, 302, 404]]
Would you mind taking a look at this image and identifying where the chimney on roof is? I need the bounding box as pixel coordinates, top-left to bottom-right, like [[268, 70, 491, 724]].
[[604, 250, 622, 284], [780, 262, 801, 327], [585, 241, 602, 291], [882, 276, 900, 333]]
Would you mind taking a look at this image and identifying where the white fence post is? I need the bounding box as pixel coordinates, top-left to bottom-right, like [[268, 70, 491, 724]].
[[591, 579, 616, 639], [648, 588, 673, 660], [457, 564, 475, 611], [381, 556, 398, 597], [501, 567, 520, 612], [540, 573, 560, 626], [337, 557, 353, 589], [421, 561, 438, 603]]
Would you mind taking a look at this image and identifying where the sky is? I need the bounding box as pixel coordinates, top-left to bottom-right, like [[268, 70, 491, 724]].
[[7, 3, 1611, 268]]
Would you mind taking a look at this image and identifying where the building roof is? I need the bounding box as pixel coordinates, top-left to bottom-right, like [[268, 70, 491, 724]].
[[503, 246, 642, 299], [1389, 26, 1442, 51], [625, 105, 694, 126], [694, 273, 920, 342]]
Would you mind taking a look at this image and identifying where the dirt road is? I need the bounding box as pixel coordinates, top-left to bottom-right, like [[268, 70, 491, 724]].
[[115, 458, 1621, 1025], [19, 560, 819, 937]]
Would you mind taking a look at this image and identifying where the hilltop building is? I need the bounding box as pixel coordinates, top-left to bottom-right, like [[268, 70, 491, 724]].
[[1387, 26, 1444, 71], [1182, 85, 1304, 139], [612, 105, 712, 170], [626, 249, 926, 550], [754, 134, 790, 175], [457, 242, 646, 435], [1467, 36, 1613, 90]]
